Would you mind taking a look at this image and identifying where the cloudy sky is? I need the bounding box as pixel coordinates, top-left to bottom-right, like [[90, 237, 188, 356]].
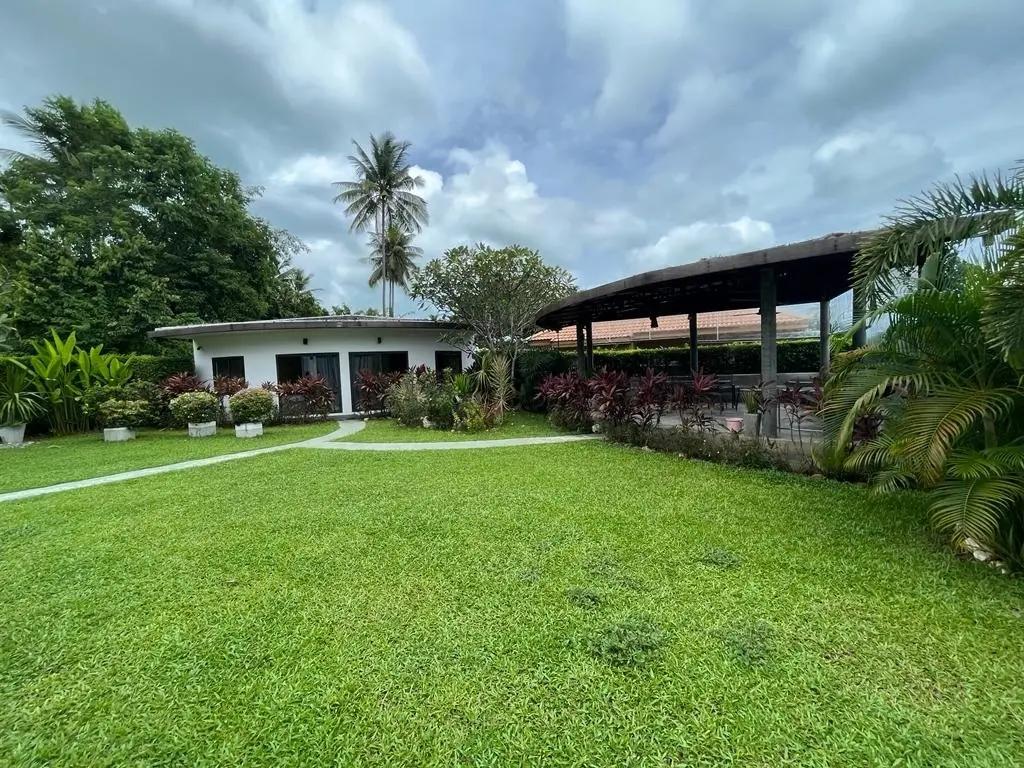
[[3, 0, 1023, 317]]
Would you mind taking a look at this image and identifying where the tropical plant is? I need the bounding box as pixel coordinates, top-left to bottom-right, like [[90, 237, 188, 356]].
[[26, 330, 131, 433], [365, 225, 423, 317], [161, 372, 209, 397], [477, 352, 514, 424], [0, 360, 43, 426], [168, 391, 220, 425], [333, 132, 428, 316], [822, 160, 1024, 569], [97, 399, 148, 429], [213, 376, 248, 398], [536, 372, 593, 431], [229, 387, 275, 424]]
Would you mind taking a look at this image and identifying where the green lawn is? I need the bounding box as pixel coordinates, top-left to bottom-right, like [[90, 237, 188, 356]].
[[2, 442, 1023, 766], [337, 410, 562, 442], [0, 422, 337, 493]]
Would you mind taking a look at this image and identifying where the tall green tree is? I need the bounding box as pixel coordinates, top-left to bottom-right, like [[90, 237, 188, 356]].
[[409, 243, 576, 375], [365, 225, 422, 316], [0, 96, 323, 351], [332, 132, 428, 316], [822, 161, 1024, 568]]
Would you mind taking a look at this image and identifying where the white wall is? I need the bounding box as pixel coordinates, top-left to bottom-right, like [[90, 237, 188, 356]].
[[191, 328, 470, 415]]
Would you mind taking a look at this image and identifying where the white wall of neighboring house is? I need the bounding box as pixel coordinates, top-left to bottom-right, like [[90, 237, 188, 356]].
[[190, 327, 470, 415]]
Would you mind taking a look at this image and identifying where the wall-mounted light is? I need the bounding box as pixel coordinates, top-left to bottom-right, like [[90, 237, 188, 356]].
[[302, 337, 308, 345], [377, 337, 382, 344], [650, 316, 659, 328]]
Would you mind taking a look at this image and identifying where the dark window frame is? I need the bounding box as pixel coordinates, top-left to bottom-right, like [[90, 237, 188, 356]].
[[212, 355, 246, 379]]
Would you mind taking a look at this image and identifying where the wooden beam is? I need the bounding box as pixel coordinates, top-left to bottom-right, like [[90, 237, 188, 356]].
[[575, 322, 585, 374], [760, 268, 778, 438], [584, 318, 594, 375], [688, 312, 698, 372], [819, 298, 831, 376]]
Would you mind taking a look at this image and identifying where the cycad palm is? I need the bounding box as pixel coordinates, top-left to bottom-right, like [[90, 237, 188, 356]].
[[822, 161, 1024, 567], [332, 132, 428, 316], [365, 225, 422, 316]]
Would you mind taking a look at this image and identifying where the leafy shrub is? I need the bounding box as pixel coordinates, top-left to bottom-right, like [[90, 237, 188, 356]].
[[355, 370, 401, 414], [161, 372, 209, 397], [517, 338, 849, 400], [274, 375, 334, 421], [169, 391, 219, 425], [565, 587, 602, 609], [213, 376, 248, 397], [587, 619, 667, 667], [123, 380, 167, 427], [453, 396, 488, 432], [229, 387, 275, 424], [536, 371, 593, 431], [606, 422, 790, 472], [98, 399, 148, 429], [387, 370, 433, 427]]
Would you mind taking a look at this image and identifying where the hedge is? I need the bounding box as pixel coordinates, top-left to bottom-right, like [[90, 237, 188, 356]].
[[515, 338, 848, 407], [129, 353, 195, 383]]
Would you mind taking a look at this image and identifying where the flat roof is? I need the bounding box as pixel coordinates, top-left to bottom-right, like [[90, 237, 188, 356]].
[[149, 315, 466, 339], [536, 231, 878, 330]]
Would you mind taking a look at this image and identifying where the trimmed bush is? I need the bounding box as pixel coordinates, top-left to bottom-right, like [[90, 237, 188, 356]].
[[229, 387, 275, 424], [98, 399, 148, 429], [169, 391, 220, 425]]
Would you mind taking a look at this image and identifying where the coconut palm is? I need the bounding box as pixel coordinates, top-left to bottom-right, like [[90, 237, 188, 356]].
[[822, 161, 1024, 568], [332, 133, 428, 316], [364, 225, 422, 316]]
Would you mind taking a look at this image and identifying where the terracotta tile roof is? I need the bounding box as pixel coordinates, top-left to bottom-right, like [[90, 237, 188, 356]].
[[529, 308, 811, 347]]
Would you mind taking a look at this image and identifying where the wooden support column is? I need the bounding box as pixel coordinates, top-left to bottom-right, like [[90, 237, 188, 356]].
[[819, 298, 831, 376], [760, 268, 778, 438], [575, 321, 585, 375], [852, 287, 867, 349], [585, 318, 594, 376], [688, 312, 698, 372]]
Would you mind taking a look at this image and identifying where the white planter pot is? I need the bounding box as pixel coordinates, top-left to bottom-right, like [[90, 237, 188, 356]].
[[103, 427, 136, 443], [234, 422, 264, 438], [742, 413, 760, 438], [188, 421, 217, 438], [725, 417, 744, 434], [0, 423, 27, 446]]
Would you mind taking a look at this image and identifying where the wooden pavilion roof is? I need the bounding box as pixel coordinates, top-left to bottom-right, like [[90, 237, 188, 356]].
[[536, 231, 878, 330]]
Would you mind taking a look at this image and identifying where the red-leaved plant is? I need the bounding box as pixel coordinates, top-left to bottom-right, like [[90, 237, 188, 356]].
[[213, 376, 248, 397], [590, 368, 632, 427], [161, 372, 209, 397], [536, 371, 593, 430]]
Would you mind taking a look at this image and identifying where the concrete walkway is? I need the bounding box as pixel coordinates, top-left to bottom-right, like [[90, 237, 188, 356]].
[[314, 433, 599, 452], [0, 421, 597, 503]]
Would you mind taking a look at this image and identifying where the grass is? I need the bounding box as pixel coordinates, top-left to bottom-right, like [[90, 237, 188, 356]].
[[0, 422, 337, 493], [2, 441, 1024, 765], [336, 410, 562, 442]]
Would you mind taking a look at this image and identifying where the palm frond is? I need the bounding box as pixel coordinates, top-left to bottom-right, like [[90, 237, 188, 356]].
[[981, 226, 1024, 368], [930, 475, 1024, 547], [854, 165, 1024, 304]]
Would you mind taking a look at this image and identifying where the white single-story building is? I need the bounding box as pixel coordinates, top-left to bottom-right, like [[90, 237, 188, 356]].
[[149, 316, 471, 416]]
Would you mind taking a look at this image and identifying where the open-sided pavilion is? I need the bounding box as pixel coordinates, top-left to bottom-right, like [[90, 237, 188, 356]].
[[535, 231, 877, 436]]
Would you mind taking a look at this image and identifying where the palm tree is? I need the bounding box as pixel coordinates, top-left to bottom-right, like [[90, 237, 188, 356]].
[[332, 132, 428, 316], [821, 161, 1024, 568], [365, 225, 423, 316]]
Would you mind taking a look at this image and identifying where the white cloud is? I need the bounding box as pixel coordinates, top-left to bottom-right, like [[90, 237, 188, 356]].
[[563, 0, 692, 125], [631, 217, 775, 267], [145, 0, 434, 126], [269, 154, 349, 188]]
